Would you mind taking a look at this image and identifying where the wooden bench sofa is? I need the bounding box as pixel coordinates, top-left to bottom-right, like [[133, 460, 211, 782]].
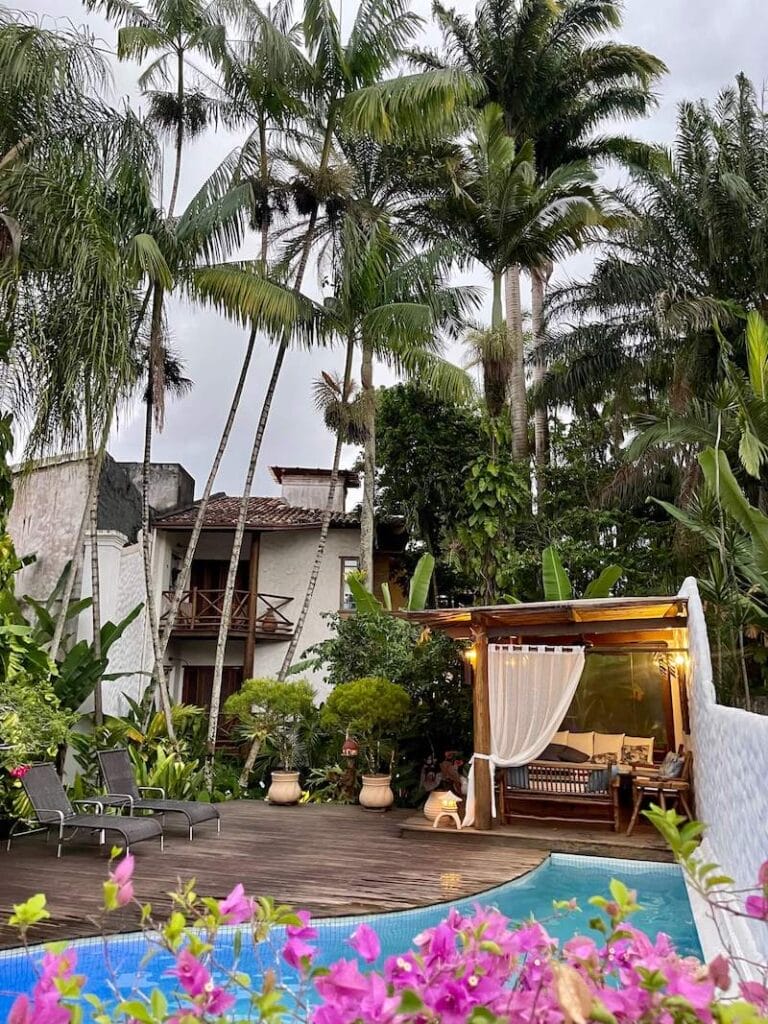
[[495, 731, 654, 832]]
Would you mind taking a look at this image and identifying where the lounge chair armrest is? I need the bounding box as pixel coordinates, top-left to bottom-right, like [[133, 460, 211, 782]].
[[98, 794, 135, 809], [138, 786, 166, 798], [73, 798, 105, 813], [35, 808, 66, 824]]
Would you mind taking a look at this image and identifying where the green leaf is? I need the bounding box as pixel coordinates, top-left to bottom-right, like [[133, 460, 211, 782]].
[[406, 552, 435, 611], [584, 565, 623, 599], [542, 546, 573, 601], [347, 572, 382, 615]]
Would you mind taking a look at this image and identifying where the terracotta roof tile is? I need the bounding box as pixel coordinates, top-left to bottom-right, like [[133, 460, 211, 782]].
[[154, 495, 359, 530]]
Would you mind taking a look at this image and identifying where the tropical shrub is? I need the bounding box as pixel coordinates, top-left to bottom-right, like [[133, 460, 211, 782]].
[[224, 678, 317, 771], [308, 614, 470, 793], [6, 811, 768, 1024], [322, 677, 411, 774]]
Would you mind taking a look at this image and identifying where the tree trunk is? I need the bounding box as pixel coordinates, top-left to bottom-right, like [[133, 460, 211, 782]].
[[166, 47, 184, 219], [233, 117, 331, 786], [205, 339, 288, 787], [84, 389, 103, 726], [738, 625, 752, 712], [159, 328, 257, 657], [50, 287, 152, 659], [277, 336, 354, 680], [505, 265, 528, 462], [141, 286, 176, 740], [259, 115, 269, 270], [531, 261, 552, 492], [360, 337, 376, 588]]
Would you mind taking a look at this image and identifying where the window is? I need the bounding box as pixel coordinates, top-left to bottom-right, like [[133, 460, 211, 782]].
[[562, 652, 672, 747], [340, 556, 360, 610]]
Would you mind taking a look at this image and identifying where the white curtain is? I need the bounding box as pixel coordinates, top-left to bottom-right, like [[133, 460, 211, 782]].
[[463, 644, 585, 827]]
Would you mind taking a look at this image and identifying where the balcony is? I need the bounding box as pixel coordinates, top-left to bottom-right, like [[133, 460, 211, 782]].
[[161, 589, 294, 639]]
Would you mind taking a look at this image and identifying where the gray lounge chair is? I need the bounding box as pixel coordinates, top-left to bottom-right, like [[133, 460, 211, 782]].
[[11, 763, 163, 858], [97, 748, 221, 840]]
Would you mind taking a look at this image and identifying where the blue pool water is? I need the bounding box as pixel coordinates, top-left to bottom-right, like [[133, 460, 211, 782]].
[[0, 854, 700, 1020]]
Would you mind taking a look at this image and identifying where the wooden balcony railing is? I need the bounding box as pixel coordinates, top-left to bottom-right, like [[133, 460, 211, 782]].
[[161, 589, 294, 637]]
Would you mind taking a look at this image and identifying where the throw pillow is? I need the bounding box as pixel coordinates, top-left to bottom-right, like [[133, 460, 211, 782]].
[[592, 752, 616, 765], [622, 743, 652, 765], [559, 746, 590, 763], [659, 752, 684, 779], [506, 766, 530, 789], [586, 768, 609, 793], [539, 743, 567, 761]]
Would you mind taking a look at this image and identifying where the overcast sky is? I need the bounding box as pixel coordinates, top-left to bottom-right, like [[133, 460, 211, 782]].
[[18, 0, 768, 501]]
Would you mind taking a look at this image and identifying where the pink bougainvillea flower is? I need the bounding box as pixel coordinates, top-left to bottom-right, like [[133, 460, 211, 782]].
[[315, 959, 370, 1002], [9, 765, 30, 779], [745, 895, 768, 920], [758, 860, 768, 887], [383, 951, 424, 989], [348, 923, 381, 964], [287, 909, 318, 940], [282, 936, 316, 971], [218, 883, 254, 925], [109, 854, 135, 906], [169, 949, 211, 998], [206, 985, 236, 1016], [740, 981, 768, 1013], [7, 995, 32, 1024], [708, 954, 730, 990]]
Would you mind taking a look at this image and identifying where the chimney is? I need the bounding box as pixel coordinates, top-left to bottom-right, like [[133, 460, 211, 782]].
[[270, 466, 359, 512]]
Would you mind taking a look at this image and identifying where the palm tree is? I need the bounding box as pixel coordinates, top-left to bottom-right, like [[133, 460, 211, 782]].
[[414, 102, 602, 460], [0, 15, 172, 723], [550, 77, 768, 506], [157, 3, 311, 659], [201, 0, 481, 780], [415, 0, 666, 474]]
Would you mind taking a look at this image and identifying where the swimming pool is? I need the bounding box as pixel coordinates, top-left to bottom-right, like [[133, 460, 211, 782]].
[[0, 853, 701, 1020]]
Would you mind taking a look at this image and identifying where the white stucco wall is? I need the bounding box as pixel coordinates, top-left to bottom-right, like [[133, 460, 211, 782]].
[[251, 527, 360, 699], [681, 577, 768, 963], [8, 456, 90, 598]]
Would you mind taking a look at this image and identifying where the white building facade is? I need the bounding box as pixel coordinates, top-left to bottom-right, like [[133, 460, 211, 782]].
[[8, 457, 399, 713]]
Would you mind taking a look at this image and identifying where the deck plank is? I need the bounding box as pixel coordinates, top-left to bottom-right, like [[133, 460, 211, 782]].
[[0, 802, 547, 949]]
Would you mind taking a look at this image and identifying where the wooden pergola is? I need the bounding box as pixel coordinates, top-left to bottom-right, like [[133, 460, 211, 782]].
[[401, 595, 689, 831]]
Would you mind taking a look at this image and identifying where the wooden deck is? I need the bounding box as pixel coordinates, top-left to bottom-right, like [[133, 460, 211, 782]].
[[401, 815, 672, 861], [0, 802, 547, 949]]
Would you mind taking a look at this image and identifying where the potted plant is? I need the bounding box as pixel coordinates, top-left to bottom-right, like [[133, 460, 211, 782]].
[[322, 677, 411, 810], [224, 678, 315, 805]]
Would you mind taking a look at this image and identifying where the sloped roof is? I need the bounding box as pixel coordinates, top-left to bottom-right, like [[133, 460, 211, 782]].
[[154, 495, 359, 531]]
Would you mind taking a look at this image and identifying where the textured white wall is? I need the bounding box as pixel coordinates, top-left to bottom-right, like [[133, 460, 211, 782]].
[[682, 577, 768, 960], [9, 457, 90, 597], [251, 527, 360, 699]]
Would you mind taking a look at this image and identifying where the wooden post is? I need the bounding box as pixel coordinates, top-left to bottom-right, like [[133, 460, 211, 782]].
[[472, 623, 493, 831], [243, 532, 259, 677]]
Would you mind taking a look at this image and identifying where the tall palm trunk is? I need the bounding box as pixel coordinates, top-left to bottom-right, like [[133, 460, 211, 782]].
[[505, 265, 528, 462], [216, 117, 336, 786], [159, 328, 257, 657], [277, 335, 355, 682], [84, 388, 103, 725], [159, 113, 270, 654], [205, 339, 287, 784], [142, 286, 176, 740], [360, 337, 375, 588], [206, 202, 323, 787], [166, 47, 184, 219], [531, 261, 552, 492]]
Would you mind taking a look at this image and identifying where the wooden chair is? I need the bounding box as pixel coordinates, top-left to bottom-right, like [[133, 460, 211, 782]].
[[626, 750, 693, 836]]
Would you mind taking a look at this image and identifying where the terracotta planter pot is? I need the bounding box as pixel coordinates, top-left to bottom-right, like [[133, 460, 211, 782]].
[[359, 774, 394, 811], [423, 789, 450, 821], [267, 770, 301, 805]]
